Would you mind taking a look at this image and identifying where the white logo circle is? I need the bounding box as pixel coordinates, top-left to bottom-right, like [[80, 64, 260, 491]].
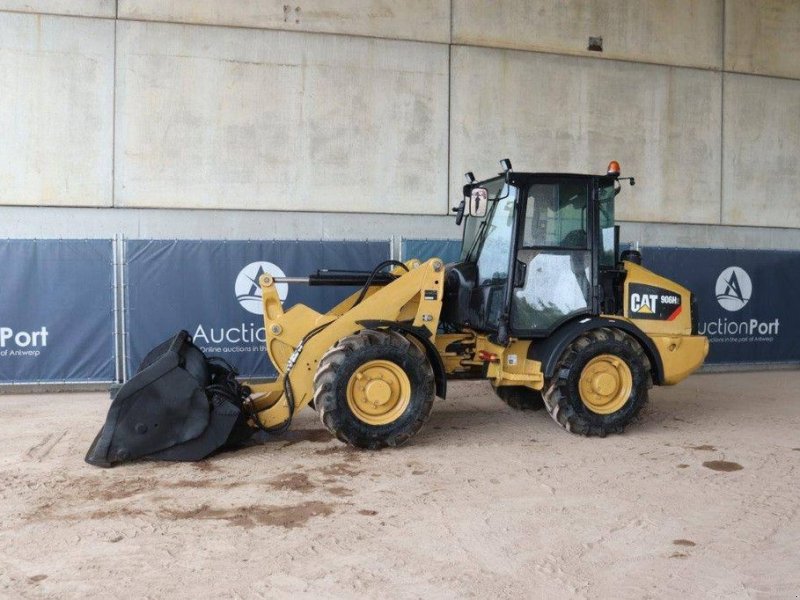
[[715, 266, 751, 312], [235, 261, 287, 315]]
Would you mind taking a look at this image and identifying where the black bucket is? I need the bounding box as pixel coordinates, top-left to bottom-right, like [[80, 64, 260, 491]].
[[85, 330, 254, 467]]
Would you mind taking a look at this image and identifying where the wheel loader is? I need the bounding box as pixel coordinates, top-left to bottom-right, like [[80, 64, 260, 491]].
[[86, 160, 709, 466]]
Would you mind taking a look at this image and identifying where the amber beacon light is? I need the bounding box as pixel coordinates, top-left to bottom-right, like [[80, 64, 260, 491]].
[[607, 160, 621, 177]]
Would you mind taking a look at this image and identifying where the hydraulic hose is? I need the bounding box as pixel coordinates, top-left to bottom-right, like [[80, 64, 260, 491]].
[[352, 260, 409, 308]]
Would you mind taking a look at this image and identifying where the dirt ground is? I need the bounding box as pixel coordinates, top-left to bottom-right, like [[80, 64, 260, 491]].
[[1, 372, 799, 599]]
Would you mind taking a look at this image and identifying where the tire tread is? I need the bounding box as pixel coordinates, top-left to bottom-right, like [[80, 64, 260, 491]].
[[313, 329, 434, 449], [542, 329, 650, 437]]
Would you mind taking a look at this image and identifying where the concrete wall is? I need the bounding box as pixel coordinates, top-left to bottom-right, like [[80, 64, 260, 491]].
[[1, 1, 800, 247], [725, 0, 800, 79], [0, 0, 114, 18], [723, 73, 800, 229], [115, 21, 448, 213], [0, 11, 114, 206], [117, 0, 450, 43], [450, 46, 721, 224], [452, 0, 723, 69]]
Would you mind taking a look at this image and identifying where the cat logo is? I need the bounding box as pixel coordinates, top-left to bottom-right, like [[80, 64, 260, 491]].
[[628, 284, 683, 321], [630, 293, 658, 314]]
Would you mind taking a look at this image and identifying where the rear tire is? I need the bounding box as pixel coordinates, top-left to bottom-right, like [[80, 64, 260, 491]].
[[494, 386, 544, 411], [313, 329, 435, 449], [543, 328, 650, 436]]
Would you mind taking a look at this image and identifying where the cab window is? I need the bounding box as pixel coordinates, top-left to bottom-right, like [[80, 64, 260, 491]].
[[475, 185, 516, 285], [598, 182, 616, 267], [522, 181, 589, 248]]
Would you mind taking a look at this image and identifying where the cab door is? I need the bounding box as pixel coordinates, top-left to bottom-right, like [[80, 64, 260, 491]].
[[468, 184, 518, 332], [510, 177, 595, 336]]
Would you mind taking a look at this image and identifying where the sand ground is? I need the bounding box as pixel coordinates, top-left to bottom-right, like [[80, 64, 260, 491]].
[[1, 371, 799, 599]]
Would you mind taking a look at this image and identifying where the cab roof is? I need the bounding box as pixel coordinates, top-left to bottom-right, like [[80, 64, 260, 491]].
[[485, 172, 616, 184]]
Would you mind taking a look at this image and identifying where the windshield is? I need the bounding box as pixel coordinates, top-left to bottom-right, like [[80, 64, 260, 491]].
[[460, 177, 509, 262]]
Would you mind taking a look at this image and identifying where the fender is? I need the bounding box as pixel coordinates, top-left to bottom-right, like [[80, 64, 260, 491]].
[[527, 316, 665, 385], [356, 320, 447, 399]]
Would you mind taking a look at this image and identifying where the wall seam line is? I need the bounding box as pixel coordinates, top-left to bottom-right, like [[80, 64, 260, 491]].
[[2, 9, 799, 82], [0, 8, 115, 20], [446, 46, 452, 215], [111, 15, 117, 208], [2, 203, 799, 233], [446, 0, 453, 215], [719, 0, 726, 226], [103, 15, 452, 46]]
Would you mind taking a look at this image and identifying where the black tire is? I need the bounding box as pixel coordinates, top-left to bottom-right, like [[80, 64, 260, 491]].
[[313, 329, 435, 449], [543, 328, 650, 437], [494, 386, 544, 411]]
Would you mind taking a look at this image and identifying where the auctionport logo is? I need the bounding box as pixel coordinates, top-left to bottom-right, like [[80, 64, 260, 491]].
[[715, 266, 751, 312], [234, 261, 287, 315], [0, 326, 48, 357]]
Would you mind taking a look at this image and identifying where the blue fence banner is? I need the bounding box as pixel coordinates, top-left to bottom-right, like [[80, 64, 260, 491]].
[[402, 239, 461, 264], [124, 240, 390, 378], [643, 247, 800, 365], [0, 239, 116, 383]]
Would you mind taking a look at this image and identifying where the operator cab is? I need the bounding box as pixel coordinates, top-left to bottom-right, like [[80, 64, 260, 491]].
[[442, 159, 629, 343]]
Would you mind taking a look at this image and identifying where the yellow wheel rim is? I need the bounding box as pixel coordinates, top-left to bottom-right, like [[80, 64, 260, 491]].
[[578, 354, 633, 415], [346, 360, 411, 426]]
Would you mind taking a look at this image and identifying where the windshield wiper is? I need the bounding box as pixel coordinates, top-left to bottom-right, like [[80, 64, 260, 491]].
[[465, 213, 492, 261]]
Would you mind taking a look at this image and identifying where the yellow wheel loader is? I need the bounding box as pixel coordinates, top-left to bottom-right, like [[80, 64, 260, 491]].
[[86, 160, 708, 466]]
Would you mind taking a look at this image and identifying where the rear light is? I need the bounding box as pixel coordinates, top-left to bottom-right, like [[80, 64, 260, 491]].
[[477, 350, 499, 363]]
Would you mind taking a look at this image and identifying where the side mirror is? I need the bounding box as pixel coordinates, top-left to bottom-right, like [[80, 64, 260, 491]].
[[469, 188, 488, 217]]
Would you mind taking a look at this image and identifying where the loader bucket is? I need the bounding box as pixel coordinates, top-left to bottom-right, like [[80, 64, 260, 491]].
[[85, 330, 255, 467]]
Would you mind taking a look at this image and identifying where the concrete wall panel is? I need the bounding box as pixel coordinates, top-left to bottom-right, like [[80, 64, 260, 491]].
[[115, 21, 448, 213], [450, 46, 721, 225], [0, 0, 114, 18], [118, 0, 449, 43], [0, 12, 114, 207], [722, 73, 800, 228], [453, 0, 722, 70], [725, 0, 800, 79]]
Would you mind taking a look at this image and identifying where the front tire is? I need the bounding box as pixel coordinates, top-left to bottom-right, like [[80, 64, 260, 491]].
[[313, 329, 435, 449], [543, 328, 650, 436]]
